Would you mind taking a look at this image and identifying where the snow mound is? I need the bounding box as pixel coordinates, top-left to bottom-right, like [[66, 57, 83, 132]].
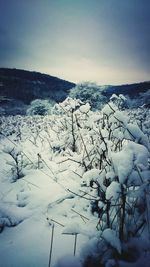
[[79, 103, 90, 113], [0, 203, 30, 227], [111, 142, 149, 184], [111, 147, 133, 184], [102, 103, 117, 116], [127, 123, 150, 151], [106, 181, 121, 201], [54, 254, 82, 267], [62, 222, 81, 234], [82, 169, 100, 186], [102, 228, 121, 253]]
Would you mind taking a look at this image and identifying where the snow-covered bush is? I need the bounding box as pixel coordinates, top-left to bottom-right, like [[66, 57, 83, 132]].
[[125, 89, 150, 109], [139, 89, 150, 108], [69, 82, 107, 110], [54, 254, 82, 267], [2, 146, 25, 181], [0, 106, 5, 115], [80, 100, 150, 266], [0, 95, 150, 266], [110, 94, 128, 109], [51, 97, 93, 154], [26, 99, 55, 115], [50, 97, 150, 265]]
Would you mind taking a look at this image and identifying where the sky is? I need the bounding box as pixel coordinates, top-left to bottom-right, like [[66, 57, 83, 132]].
[[0, 0, 150, 85]]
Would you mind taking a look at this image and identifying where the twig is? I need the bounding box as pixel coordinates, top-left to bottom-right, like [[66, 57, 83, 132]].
[[48, 224, 55, 267], [74, 234, 78, 256], [22, 178, 41, 189], [67, 188, 96, 201], [71, 208, 90, 221], [50, 219, 64, 227], [79, 189, 97, 199]]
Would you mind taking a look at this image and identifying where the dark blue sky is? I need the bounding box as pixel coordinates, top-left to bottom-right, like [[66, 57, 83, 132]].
[[0, 0, 150, 84]]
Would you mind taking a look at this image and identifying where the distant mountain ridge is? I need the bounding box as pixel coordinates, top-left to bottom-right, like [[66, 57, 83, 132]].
[[0, 68, 75, 103], [102, 81, 150, 98], [0, 68, 150, 114]]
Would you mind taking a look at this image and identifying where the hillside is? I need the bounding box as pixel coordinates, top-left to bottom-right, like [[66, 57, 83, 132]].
[[0, 68, 150, 115], [0, 68, 75, 114], [103, 81, 150, 98]]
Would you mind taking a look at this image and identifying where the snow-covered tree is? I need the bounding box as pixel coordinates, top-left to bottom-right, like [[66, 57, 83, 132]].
[[26, 99, 55, 115], [69, 82, 107, 110]]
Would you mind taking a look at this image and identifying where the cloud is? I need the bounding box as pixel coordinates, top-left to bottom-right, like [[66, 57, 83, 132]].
[[0, 0, 150, 83]]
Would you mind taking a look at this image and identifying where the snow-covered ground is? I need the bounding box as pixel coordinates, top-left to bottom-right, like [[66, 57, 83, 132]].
[[0, 146, 91, 267], [0, 97, 150, 267]]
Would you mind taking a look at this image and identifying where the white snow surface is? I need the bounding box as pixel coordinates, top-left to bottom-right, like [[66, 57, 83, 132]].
[[79, 103, 91, 113], [82, 169, 101, 186], [102, 103, 117, 116], [0, 102, 150, 267], [111, 146, 133, 184], [111, 142, 149, 184], [102, 228, 121, 253], [54, 254, 82, 267], [106, 181, 121, 201], [0, 144, 88, 267], [62, 222, 81, 234]]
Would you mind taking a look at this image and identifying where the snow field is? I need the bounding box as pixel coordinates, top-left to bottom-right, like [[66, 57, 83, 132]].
[[0, 97, 150, 266]]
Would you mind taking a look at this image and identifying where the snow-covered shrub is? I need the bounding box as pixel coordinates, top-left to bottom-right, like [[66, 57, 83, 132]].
[[3, 146, 25, 182], [51, 97, 93, 154], [0, 95, 150, 266], [139, 89, 150, 108], [110, 94, 128, 109], [69, 82, 107, 110], [26, 99, 55, 115], [0, 106, 5, 115], [54, 254, 82, 267], [80, 100, 150, 266], [51, 97, 150, 265], [125, 89, 150, 109]]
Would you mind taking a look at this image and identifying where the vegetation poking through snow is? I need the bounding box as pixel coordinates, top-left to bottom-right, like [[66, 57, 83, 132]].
[[0, 95, 150, 267]]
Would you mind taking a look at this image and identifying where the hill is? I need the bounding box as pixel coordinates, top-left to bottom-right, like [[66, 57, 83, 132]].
[[0, 68, 150, 114], [0, 68, 75, 114], [102, 81, 150, 98]]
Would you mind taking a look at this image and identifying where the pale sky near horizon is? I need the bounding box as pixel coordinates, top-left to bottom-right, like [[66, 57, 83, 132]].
[[0, 0, 150, 85]]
